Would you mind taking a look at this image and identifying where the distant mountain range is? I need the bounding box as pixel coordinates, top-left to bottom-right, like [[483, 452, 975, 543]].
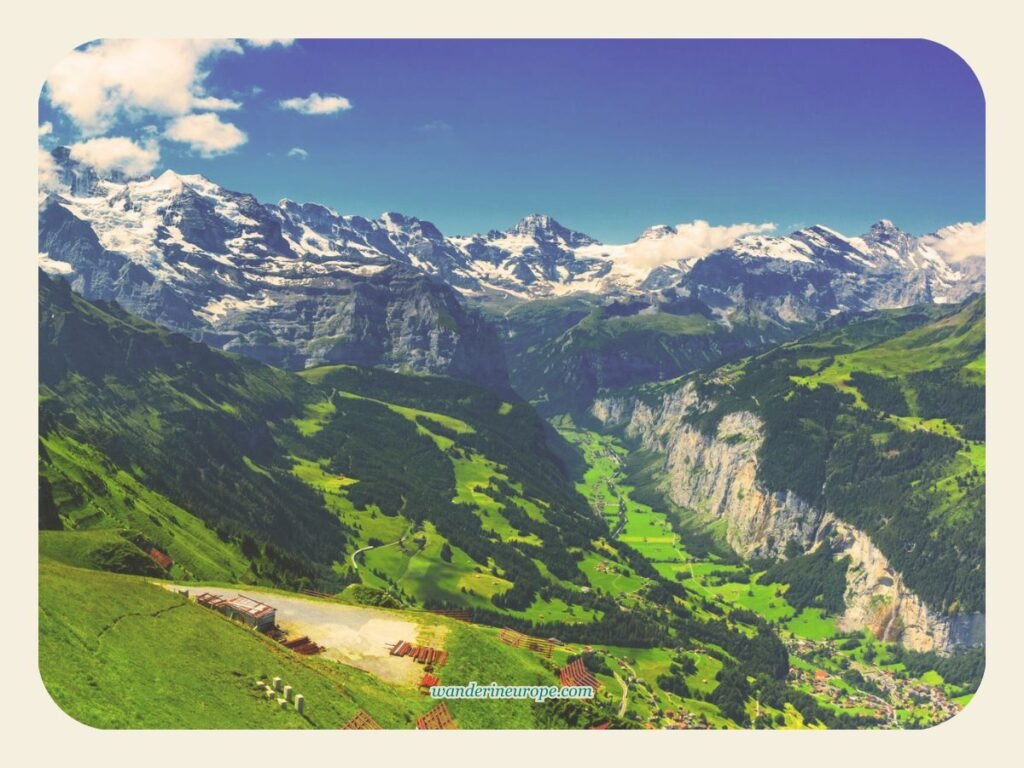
[[39, 147, 984, 381]]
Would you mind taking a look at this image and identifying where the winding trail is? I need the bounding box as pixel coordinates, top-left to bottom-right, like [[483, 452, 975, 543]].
[[349, 529, 410, 569], [612, 670, 629, 717], [97, 602, 188, 640]]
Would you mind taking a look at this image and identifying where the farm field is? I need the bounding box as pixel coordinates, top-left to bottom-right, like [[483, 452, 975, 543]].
[[555, 422, 695, 575]]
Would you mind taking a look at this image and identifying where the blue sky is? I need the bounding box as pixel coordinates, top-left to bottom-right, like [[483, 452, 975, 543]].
[[39, 39, 984, 242]]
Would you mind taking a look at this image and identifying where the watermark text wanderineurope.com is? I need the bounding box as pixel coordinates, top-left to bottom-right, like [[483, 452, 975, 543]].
[[429, 682, 594, 703]]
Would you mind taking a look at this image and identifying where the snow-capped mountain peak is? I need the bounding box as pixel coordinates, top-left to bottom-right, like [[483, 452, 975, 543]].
[[726, 232, 815, 264], [39, 149, 983, 308], [146, 169, 188, 193], [509, 213, 557, 235], [869, 218, 899, 235], [506, 213, 597, 247], [638, 224, 677, 240], [857, 219, 929, 268]]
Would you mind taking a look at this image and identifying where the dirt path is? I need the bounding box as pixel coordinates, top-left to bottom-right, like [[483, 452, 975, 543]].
[[166, 584, 441, 685], [350, 530, 409, 569], [612, 670, 629, 717]]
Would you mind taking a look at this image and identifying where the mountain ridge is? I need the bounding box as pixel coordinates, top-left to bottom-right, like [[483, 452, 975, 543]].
[[42, 149, 983, 305], [39, 149, 984, 392]]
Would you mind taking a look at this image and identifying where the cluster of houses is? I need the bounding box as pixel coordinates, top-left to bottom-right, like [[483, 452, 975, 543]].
[[787, 665, 892, 723], [784, 637, 963, 728], [658, 709, 714, 729], [857, 665, 962, 725]]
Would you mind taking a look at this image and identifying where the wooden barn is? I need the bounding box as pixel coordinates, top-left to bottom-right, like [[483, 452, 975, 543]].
[[222, 595, 276, 629], [148, 547, 173, 570], [196, 592, 276, 630]]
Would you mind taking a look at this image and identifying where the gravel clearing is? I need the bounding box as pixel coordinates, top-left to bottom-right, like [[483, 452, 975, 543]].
[[166, 585, 445, 685]]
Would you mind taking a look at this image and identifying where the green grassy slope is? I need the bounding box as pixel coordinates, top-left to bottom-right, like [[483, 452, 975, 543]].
[[280, 363, 610, 620], [38, 273, 608, 617], [38, 556, 578, 729], [39, 435, 253, 582], [39, 272, 347, 587], [39, 529, 166, 577]]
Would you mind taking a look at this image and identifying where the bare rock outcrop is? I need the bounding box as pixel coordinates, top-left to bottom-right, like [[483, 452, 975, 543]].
[[592, 384, 984, 654]]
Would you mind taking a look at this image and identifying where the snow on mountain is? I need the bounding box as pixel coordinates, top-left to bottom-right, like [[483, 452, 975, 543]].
[[446, 214, 613, 298], [38, 150, 984, 315], [727, 232, 816, 264], [36, 154, 511, 383]]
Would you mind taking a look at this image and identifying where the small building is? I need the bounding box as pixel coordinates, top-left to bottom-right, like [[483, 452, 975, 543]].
[[148, 548, 173, 570], [222, 594, 277, 630], [196, 592, 227, 610], [196, 592, 276, 630]]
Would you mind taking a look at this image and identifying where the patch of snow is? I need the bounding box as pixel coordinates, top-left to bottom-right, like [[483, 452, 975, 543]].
[[160, 225, 203, 254], [195, 292, 278, 322], [38, 252, 73, 275], [730, 235, 814, 263]]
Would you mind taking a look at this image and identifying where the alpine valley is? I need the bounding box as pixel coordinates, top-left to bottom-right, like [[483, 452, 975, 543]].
[[39, 149, 985, 730]]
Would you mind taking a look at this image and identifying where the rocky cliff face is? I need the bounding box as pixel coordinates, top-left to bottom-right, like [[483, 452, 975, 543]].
[[38, 188, 509, 389], [592, 384, 984, 654], [823, 516, 985, 652]]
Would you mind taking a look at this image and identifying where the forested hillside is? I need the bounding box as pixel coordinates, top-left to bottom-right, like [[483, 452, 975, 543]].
[[653, 298, 985, 615]]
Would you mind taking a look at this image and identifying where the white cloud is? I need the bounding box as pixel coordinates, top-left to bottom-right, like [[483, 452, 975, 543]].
[[44, 38, 243, 134], [608, 220, 776, 274], [38, 147, 64, 193], [39, 121, 53, 137], [278, 92, 352, 115], [921, 221, 985, 263], [165, 113, 247, 157], [68, 136, 160, 176], [192, 95, 242, 111], [287, 147, 309, 159], [244, 38, 295, 48]]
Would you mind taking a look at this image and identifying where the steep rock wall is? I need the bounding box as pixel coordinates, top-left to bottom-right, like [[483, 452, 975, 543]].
[[592, 385, 984, 654]]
